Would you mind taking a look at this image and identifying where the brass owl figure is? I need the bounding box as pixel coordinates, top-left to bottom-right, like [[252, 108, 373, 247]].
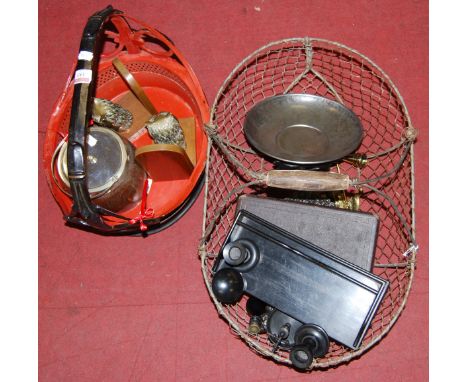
[[92, 98, 133, 131], [145, 112, 186, 149]]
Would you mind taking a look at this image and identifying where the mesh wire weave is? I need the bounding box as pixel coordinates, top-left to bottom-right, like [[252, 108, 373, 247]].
[[199, 38, 417, 369]]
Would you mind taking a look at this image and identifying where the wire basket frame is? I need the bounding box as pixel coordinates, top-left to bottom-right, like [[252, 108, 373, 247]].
[[199, 38, 418, 369]]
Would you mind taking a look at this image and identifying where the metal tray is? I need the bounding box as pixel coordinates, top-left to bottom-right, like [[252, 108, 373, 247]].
[[244, 94, 363, 165]]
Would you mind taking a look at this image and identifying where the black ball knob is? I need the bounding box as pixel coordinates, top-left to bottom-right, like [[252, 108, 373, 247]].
[[246, 296, 267, 317], [212, 268, 244, 304]]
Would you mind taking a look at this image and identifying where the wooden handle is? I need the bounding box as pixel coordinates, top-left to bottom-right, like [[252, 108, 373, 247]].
[[112, 58, 158, 115], [265, 170, 350, 191]]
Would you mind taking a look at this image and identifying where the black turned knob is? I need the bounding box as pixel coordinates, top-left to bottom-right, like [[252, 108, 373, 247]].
[[211, 268, 244, 304], [290, 344, 314, 370], [295, 324, 329, 358], [290, 324, 329, 370], [222, 241, 250, 266]]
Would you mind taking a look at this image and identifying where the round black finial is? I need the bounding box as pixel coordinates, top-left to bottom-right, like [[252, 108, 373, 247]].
[[211, 268, 244, 304], [222, 241, 249, 266], [290, 324, 329, 370], [294, 324, 329, 358], [290, 344, 314, 370]]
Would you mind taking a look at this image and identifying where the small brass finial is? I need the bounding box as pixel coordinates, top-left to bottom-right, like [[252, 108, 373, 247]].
[[344, 153, 368, 169]]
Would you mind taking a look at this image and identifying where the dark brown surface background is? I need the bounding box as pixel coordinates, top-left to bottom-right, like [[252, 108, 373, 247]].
[[38, 1, 428, 380]]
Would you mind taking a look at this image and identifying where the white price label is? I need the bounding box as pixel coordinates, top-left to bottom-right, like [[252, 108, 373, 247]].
[[78, 51, 93, 61], [74, 69, 93, 84]]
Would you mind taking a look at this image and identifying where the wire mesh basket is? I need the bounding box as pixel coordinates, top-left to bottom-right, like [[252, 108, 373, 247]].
[[199, 38, 418, 369]]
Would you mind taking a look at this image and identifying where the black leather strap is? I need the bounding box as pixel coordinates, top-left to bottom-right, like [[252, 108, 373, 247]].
[[66, 6, 122, 230], [63, 6, 202, 235]]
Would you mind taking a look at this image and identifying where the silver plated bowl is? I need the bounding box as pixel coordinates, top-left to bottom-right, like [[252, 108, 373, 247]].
[[244, 94, 363, 165]]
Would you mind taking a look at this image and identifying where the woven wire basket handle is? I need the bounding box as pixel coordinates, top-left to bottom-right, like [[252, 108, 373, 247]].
[[201, 37, 419, 369]]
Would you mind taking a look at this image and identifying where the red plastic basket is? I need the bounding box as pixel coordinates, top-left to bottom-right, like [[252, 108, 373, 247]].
[[43, 6, 209, 234]]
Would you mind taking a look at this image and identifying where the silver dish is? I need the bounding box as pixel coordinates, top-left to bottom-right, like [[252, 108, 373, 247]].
[[244, 94, 363, 165]]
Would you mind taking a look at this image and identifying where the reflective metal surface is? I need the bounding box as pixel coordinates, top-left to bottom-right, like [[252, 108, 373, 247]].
[[244, 94, 363, 165]]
